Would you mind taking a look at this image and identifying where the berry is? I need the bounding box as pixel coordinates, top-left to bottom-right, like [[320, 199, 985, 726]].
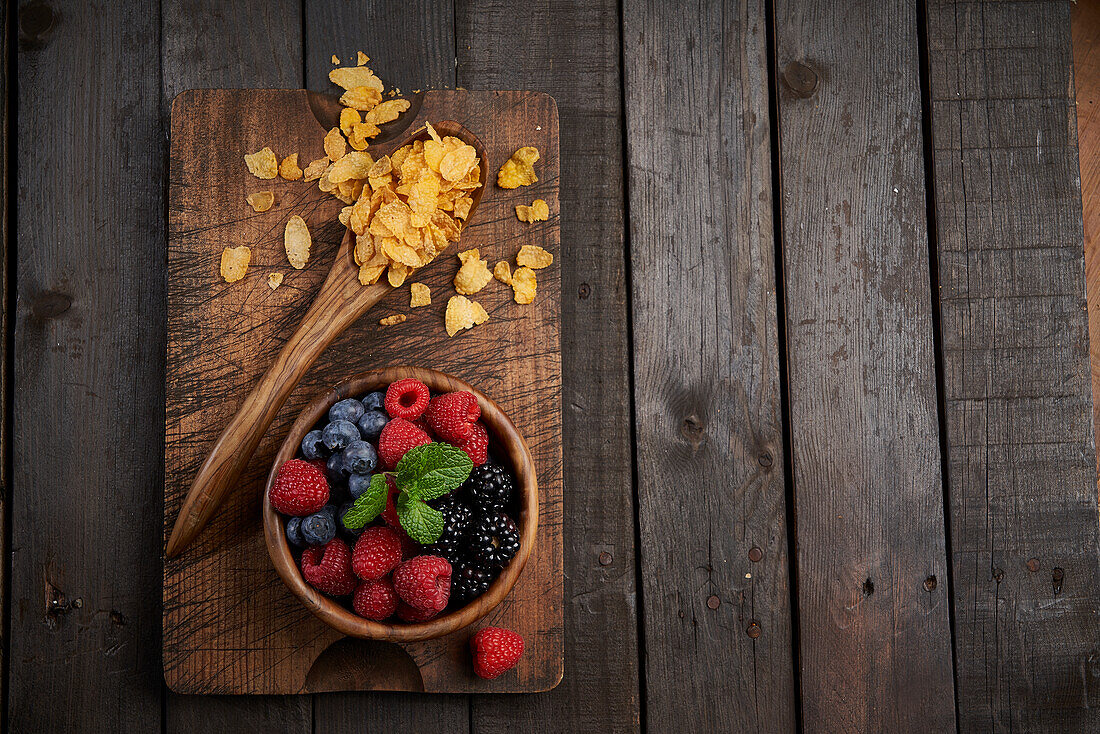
[[463, 463, 515, 511], [393, 555, 452, 612], [326, 451, 349, 480], [397, 527, 422, 559], [378, 417, 431, 469], [285, 516, 306, 547], [348, 472, 373, 500], [337, 502, 364, 537], [424, 496, 473, 563], [469, 511, 520, 568], [329, 397, 365, 424], [396, 601, 439, 623], [300, 538, 357, 596], [412, 415, 434, 438], [307, 457, 329, 475], [361, 391, 386, 411], [300, 429, 328, 460], [470, 627, 524, 679], [352, 526, 403, 580], [457, 422, 489, 466], [302, 510, 337, 545], [353, 578, 398, 620], [342, 440, 378, 475], [357, 409, 389, 441], [452, 559, 497, 603], [385, 378, 431, 420], [424, 391, 480, 443], [270, 459, 330, 516], [322, 419, 361, 451]]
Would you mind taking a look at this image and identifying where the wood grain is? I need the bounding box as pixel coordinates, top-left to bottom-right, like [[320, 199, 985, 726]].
[[0, 0, 9, 718], [9, 1, 166, 731], [162, 88, 562, 696], [158, 3, 307, 729], [1074, 0, 1100, 498], [927, 1, 1100, 729], [455, 0, 643, 731], [299, 6, 469, 728], [774, 0, 958, 730], [622, 0, 796, 730]]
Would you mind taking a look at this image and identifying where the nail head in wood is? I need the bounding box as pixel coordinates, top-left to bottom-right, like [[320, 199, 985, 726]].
[[748, 546, 763, 562], [598, 551, 613, 566], [1026, 558, 1040, 572], [746, 621, 761, 638], [706, 595, 720, 610]]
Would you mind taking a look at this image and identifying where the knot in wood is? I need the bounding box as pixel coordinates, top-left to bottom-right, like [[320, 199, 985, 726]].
[[757, 452, 773, 468], [992, 568, 1005, 583], [783, 61, 819, 98], [1052, 567, 1065, 594], [30, 290, 72, 320], [19, 1, 58, 47], [578, 283, 590, 299], [680, 414, 705, 445], [862, 578, 875, 595]]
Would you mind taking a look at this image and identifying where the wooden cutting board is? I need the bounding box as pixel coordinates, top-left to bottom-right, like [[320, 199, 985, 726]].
[[162, 89, 562, 694]]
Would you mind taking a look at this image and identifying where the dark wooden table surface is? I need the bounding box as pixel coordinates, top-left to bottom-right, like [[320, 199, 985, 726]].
[[6, 0, 1100, 731]]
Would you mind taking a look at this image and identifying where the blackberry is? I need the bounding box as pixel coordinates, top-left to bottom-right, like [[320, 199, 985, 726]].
[[451, 559, 498, 604], [469, 511, 520, 568], [462, 463, 515, 511], [425, 496, 474, 563]]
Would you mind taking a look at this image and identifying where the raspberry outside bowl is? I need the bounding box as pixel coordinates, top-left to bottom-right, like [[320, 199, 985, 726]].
[[262, 366, 538, 642]]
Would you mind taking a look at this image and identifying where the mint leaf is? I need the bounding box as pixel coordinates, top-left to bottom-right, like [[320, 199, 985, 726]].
[[341, 474, 388, 530], [396, 442, 474, 502], [395, 493, 444, 544]]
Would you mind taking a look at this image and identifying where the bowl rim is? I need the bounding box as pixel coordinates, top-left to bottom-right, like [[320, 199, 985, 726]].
[[262, 365, 538, 642]]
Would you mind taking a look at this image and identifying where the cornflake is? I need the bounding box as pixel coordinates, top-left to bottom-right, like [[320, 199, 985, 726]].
[[364, 99, 411, 125], [512, 265, 537, 304], [454, 248, 492, 295], [410, 282, 431, 307], [379, 314, 407, 327], [244, 147, 278, 179], [516, 244, 554, 269], [516, 198, 549, 223], [303, 157, 329, 182], [497, 146, 539, 188], [324, 127, 347, 162], [357, 51, 369, 65], [493, 261, 513, 285], [220, 246, 251, 283], [340, 107, 361, 136], [329, 66, 384, 92], [329, 151, 374, 183], [340, 86, 384, 111], [267, 272, 284, 290], [246, 191, 275, 212], [279, 153, 303, 181], [284, 215, 312, 269], [331, 54, 340, 64], [445, 295, 489, 337]]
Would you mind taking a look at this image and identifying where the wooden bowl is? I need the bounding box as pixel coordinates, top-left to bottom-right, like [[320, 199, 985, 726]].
[[262, 366, 538, 642]]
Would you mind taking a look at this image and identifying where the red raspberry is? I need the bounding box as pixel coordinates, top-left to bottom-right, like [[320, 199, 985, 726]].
[[457, 421, 489, 466], [412, 415, 434, 438], [396, 601, 439, 623], [351, 526, 402, 580], [300, 538, 357, 596], [380, 476, 400, 528], [378, 417, 432, 469], [353, 578, 398, 620], [424, 391, 480, 443], [307, 458, 328, 476], [393, 555, 452, 612], [385, 378, 431, 420], [270, 459, 329, 516], [470, 627, 525, 679]]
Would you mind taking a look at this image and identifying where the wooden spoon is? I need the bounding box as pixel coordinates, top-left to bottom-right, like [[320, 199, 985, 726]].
[[166, 120, 487, 558]]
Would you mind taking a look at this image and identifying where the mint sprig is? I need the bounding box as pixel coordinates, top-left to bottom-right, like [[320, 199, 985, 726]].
[[340, 443, 473, 543]]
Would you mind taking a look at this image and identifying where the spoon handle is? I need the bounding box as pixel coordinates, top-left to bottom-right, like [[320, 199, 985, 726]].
[[166, 258, 389, 558]]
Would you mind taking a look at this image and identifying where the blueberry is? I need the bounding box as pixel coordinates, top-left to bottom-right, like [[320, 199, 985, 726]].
[[327, 452, 349, 480], [322, 419, 360, 451], [320, 502, 339, 520], [286, 517, 306, 547], [329, 398, 366, 424], [348, 472, 373, 499], [361, 391, 386, 411], [301, 511, 336, 545], [357, 409, 389, 442], [300, 429, 328, 460], [342, 440, 378, 475], [338, 501, 365, 536]]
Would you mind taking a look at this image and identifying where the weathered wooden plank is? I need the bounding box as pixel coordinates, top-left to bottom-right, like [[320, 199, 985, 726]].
[[302, 3, 467, 731], [0, 0, 9, 717], [622, 0, 795, 731], [159, 1, 306, 730], [456, 0, 641, 731], [8, 1, 166, 731], [773, 0, 958, 730], [927, 1, 1100, 729]]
